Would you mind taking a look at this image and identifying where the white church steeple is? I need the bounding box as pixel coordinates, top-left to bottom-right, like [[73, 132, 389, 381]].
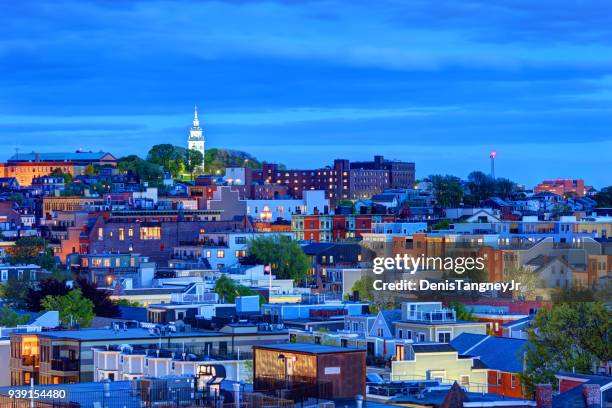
[[187, 105, 205, 167]]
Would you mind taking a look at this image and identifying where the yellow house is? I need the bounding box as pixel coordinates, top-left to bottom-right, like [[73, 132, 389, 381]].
[[391, 344, 488, 393]]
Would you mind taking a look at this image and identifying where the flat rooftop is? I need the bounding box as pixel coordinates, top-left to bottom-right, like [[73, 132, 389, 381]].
[[37, 327, 226, 341], [255, 342, 363, 354]]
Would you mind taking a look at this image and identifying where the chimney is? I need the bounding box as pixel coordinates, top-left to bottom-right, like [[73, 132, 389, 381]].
[[535, 384, 552, 408], [582, 384, 601, 408]]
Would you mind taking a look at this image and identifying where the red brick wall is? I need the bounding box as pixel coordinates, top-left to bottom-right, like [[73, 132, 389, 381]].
[[487, 370, 524, 398]]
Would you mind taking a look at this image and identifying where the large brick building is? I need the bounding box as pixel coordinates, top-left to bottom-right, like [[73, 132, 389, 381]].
[[1, 151, 116, 186], [248, 156, 415, 202]]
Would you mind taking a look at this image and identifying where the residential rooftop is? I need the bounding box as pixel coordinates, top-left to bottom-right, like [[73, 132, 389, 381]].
[[255, 342, 363, 354]]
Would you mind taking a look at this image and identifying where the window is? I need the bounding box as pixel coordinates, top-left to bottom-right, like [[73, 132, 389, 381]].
[[396, 345, 405, 361], [511, 375, 518, 388], [438, 332, 451, 343], [235, 250, 246, 258], [217, 250, 225, 258], [1, 270, 7, 281], [460, 376, 470, 387], [377, 328, 384, 337], [128, 228, 133, 237], [98, 228, 104, 240], [398, 329, 403, 339], [119, 228, 125, 241], [140, 226, 161, 240], [235, 237, 246, 244]]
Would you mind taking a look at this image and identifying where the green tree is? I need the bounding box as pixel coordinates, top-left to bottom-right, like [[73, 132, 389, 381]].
[[594, 186, 612, 207], [0, 276, 32, 308], [7, 237, 57, 271], [351, 276, 376, 303], [494, 177, 517, 199], [448, 301, 477, 321], [213, 275, 259, 303], [430, 219, 452, 231], [247, 236, 309, 281], [83, 164, 97, 176], [465, 171, 496, 204], [205, 148, 263, 174], [185, 149, 204, 181], [521, 302, 611, 396], [428, 175, 464, 207], [113, 299, 143, 307], [551, 285, 596, 303], [117, 155, 164, 183], [51, 168, 73, 184], [41, 289, 95, 328], [147, 144, 186, 178], [350, 276, 395, 313], [0, 306, 30, 326]]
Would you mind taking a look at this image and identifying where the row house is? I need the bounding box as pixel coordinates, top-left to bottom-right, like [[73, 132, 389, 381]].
[[92, 345, 246, 382], [9, 325, 288, 385], [292, 213, 395, 242]]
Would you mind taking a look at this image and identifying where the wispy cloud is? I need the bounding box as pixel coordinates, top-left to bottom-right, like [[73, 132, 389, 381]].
[[0, 0, 611, 187]]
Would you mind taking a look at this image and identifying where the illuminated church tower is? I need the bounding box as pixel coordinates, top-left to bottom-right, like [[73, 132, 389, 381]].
[[187, 105, 205, 164]]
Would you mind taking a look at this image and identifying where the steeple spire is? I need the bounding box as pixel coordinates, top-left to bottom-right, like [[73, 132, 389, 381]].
[[193, 105, 200, 128]]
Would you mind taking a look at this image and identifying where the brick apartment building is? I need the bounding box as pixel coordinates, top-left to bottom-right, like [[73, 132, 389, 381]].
[[534, 179, 592, 197], [82, 211, 239, 264], [249, 156, 415, 202], [292, 213, 395, 242]]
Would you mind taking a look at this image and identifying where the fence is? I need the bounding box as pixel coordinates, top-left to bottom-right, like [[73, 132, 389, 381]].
[[0, 386, 296, 408], [253, 375, 332, 403]]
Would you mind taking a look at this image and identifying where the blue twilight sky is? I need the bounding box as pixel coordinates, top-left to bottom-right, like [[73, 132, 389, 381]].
[[1, 0, 611, 188]]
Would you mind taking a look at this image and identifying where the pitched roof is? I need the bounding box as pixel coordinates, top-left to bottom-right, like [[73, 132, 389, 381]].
[[8, 151, 115, 162], [380, 309, 401, 330], [450, 333, 528, 373]]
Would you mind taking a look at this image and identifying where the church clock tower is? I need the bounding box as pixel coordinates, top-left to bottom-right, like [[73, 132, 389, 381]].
[[187, 105, 205, 166]]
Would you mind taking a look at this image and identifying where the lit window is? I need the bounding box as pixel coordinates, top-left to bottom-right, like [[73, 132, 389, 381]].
[[98, 228, 104, 241], [140, 227, 161, 240], [119, 228, 125, 241], [217, 250, 225, 258]]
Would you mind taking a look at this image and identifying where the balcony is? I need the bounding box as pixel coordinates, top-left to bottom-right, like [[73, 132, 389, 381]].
[[22, 355, 39, 367], [405, 309, 456, 323], [51, 358, 79, 372]]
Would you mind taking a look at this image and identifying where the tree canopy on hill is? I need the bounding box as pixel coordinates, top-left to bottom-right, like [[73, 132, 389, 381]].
[[117, 155, 164, 183], [205, 148, 263, 174]]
